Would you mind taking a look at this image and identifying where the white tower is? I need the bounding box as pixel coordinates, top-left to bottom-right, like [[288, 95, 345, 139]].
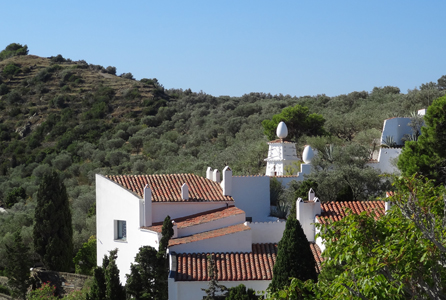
[[264, 122, 299, 176]]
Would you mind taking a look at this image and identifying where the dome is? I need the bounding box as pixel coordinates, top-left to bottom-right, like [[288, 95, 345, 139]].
[[276, 121, 288, 139], [302, 145, 314, 164]]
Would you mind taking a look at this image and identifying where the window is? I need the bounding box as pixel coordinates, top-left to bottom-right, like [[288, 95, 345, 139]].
[[115, 220, 127, 241]]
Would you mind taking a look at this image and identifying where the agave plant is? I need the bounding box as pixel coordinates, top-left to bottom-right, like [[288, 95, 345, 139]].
[[382, 135, 398, 148]]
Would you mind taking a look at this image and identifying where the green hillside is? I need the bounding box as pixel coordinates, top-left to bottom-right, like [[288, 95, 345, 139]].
[[0, 43, 445, 272]]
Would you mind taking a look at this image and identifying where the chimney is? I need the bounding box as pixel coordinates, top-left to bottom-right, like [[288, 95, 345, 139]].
[[181, 183, 189, 200], [221, 166, 232, 196], [308, 188, 315, 201], [313, 197, 321, 216], [213, 169, 220, 183], [172, 220, 178, 238], [206, 167, 213, 180], [144, 184, 152, 227]]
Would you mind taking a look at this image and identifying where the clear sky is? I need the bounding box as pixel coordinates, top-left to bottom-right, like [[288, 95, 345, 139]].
[[2, 1, 445, 97]]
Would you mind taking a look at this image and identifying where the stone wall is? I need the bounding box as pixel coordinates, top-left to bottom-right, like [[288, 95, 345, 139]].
[[32, 269, 91, 296]]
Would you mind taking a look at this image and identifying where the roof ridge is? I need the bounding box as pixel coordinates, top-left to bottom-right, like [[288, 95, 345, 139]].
[[169, 223, 250, 247]]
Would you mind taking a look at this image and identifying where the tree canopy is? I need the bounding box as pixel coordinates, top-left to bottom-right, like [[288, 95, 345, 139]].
[[262, 104, 326, 141], [268, 175, 446, 299], [398, 95, 446, 183], [0, 43, 28, 61]]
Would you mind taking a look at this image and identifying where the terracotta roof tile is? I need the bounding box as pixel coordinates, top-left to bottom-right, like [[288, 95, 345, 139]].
[[105, 174, 234, 202], [143, 205, 244, 232], [169, 224, 250, 247], [268, 139, 294, 144], [175, 243, 323, 281], [317, 201, 385, 225]]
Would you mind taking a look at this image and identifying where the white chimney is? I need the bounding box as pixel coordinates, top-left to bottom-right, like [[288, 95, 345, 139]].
[[206, 167, 213, 180], [385, 201, 392, 214], [144, 184, 152, 227], [213, 169, 220, 183], [221, 166, 232, 196], [172, 220, 178, 238], [313, 197, 321, 216], [181, 183, 189, 200], [308, 188, 315, 201]]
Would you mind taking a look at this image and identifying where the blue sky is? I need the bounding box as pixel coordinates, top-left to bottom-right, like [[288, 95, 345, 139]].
[[2, 1, 445, 97]]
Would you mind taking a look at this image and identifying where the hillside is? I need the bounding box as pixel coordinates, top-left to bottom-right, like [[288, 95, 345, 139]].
[[0, 44, 445, 271]]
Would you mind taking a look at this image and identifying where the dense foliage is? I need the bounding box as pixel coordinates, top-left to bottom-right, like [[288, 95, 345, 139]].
[[269, 176, 446, 299], [268, 218, 317, 294], [5, 231, 32, 299], [398, 95, 446, 183], [33, 171, 73, 271], [0, 42, 445, 277]]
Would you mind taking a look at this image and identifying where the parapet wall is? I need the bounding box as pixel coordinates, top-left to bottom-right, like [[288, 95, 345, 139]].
[[249, 220, 286, 244]]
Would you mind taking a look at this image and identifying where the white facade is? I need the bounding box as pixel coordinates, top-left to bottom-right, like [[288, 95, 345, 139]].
[[231, 175, 271, 222], [96, 174, 161, 283], [381, 117, 413, 146]]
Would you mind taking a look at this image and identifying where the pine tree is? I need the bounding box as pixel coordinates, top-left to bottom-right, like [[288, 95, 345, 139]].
[[33, 170, 73, 271], [202, 255, 227, 300], [105, 249, 126, 300], [268, 217, 318, 293], [126, 246, 159, 300], [5, 231, 32, 300]]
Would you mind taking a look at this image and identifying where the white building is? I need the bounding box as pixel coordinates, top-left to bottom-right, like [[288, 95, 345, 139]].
[[96, 121, 392, 299]]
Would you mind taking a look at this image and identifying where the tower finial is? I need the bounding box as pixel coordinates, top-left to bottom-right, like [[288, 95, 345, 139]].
[[276, 121, 288, 139]]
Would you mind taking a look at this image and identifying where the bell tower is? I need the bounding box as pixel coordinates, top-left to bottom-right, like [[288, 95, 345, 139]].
[[264, 122, 299, 176]]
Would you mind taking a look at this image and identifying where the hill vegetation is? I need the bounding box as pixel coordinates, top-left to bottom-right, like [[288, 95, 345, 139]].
[[0, 43, 445, 275]]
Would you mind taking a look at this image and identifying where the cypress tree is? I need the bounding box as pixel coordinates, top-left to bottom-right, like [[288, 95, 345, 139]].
[[156, 215, 174, 300], [105, 249, 125, 300], [268, 217, 318, 293], [5, 231, 32, 300], [33, 170, 73, 271]]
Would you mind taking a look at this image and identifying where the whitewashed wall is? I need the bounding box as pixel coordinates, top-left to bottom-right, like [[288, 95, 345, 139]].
[[168, 278, 270, 300], [232, 176, 270, 222], [315, 218, 325, 253], [96, 175, 160, 284], [249, 220, 286, 244], [368, 148, 402, 174], [381, 117, 412, 145]]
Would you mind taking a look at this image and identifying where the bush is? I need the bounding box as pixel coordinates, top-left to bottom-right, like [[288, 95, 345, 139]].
[[5, 90, 23, 104], [34, 69, 52, 82], [0, 43, 28, 61], [50, 54, 66, 63], [2, 63, 21, 77], [120, 72, 134, 80], [105, 66, 116, 75], [0, 83, 10, 95]]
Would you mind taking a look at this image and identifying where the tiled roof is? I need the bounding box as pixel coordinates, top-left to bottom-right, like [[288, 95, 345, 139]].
[[169, 224, 250, 247], [317, 201, 385, 224], [143, 206, 245, 232], [174, 243, 323, 281], [106, 174, 233, 202], [268, 139, 293, 144]]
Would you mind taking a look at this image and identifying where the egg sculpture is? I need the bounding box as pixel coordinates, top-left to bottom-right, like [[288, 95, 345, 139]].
[[302, 145, 314, 164], [276, 121, 288, 139]]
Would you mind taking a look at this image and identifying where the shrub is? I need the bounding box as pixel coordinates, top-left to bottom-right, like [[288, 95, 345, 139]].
[[105, 66, 116, 75], [0, 83, 10, 95], [0, 43, 28, 61], [34, 69, 52, 82], [28, 282, 58, 300], [5, 90, 23, 104], [2, 63, 21, 77], [120, 72, 134, 80], [50, 54, 66, 63]]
